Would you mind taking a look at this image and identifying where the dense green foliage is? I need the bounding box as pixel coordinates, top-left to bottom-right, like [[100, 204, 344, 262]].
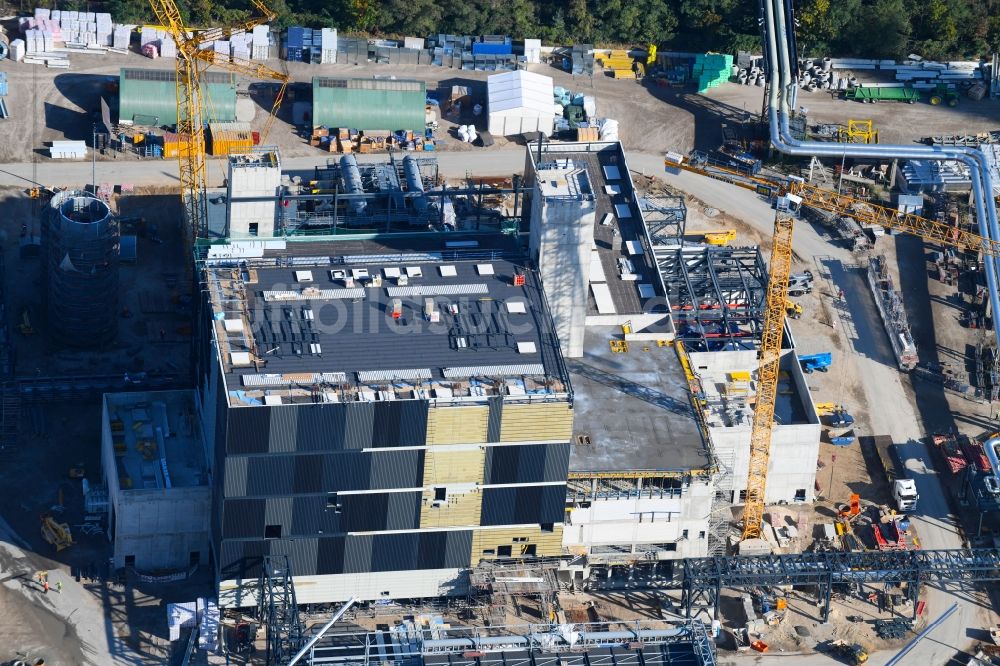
[[95, 0, 1000, 60]]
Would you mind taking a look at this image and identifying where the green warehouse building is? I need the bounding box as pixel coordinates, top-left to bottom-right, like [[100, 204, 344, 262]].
[[118, 68, 238, 126], [311, 77, 426, 131]]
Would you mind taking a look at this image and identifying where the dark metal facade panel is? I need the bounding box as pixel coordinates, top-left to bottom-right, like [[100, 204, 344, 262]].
[[224, 455, 248, 497], [222, 498, 265, 538], [270, 537, 319, 577], [323, 452, 371, 491], [386, 492, 422, 531], [369, 449, 424, 489], [344, 402, 375, 449], [485, 444, 571, 484], [246, 455, 295, 495], [316, 536, 346, 574], [340, 492, 420, 531], [543, 443, 571, 482], [417, 531, 446, 569], [297, 403, 347, 451], [227, 407, 271, 454], [480, 485, 567, 526], [265, 497, 294, 530], [398, 400, 429, 445], [371, 533, 419, 572], [372, 401, 402, 447], [444, 529, 473, 568], [268, 406, 299, 453], [294, 454, 325, 493], [343, 535, 373, 573], [486, 396, 503, 442], [292, 496, 326, 535]]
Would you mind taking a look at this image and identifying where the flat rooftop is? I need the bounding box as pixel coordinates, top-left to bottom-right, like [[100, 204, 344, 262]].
[[105, 390, 207, 491], [695, 352, 813, 428], [203, 236, 570, 406], [569, 327, 709, 473], [529, 144, 665, 319]]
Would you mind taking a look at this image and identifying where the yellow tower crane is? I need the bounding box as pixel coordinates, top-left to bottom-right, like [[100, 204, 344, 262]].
[[741, 204, 1000, 541], [147, 0, 290, 241]]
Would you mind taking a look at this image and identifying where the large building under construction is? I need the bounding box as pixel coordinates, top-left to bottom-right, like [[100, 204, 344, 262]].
[[180, 143, 822, 605], [195, 235, 573, 605]]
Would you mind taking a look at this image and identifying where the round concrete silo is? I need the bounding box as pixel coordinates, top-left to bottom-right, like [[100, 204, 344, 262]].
[[44, 191, 119, 347]]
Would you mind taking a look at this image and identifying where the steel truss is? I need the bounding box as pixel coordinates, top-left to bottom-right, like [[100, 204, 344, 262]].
[[681, 548, 1000, 620], [258, 555, 304, 665], [641, 195, 688, 241], [655, 246, 767, 351]]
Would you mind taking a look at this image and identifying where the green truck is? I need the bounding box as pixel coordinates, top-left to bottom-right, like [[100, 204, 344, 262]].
[[844, 86, 920, 103]]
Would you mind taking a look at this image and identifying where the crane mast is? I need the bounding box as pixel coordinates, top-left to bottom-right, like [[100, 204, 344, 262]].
[[147, 0, 288, 241]]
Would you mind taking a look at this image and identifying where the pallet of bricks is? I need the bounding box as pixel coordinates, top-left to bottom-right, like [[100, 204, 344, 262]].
[[693, 53, 734, 93]]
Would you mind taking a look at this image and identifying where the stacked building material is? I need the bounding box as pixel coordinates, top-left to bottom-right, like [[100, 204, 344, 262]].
[[961, 436, 992, 473], [112, 25, 131, 50], [230, 31, 251, 61], [140, 27, 176, 58], [693, 53, 733, 92], [251, 25, 270, 59]]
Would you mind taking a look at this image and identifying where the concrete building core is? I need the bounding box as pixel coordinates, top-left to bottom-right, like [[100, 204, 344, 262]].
[[101, 390, 211, 571], [529, 161, 595, 357], [226, 149, 282, 239]]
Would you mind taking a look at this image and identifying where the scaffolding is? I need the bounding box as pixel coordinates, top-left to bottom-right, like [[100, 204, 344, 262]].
[[258, 555, 304, 665], [655, 246, 767, 351], [43, 191, 120, 347]]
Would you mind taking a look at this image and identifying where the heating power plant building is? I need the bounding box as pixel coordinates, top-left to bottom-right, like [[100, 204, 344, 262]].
[[195, 236, 573, 605]]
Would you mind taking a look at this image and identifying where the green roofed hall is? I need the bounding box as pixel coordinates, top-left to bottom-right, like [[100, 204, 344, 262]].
[[118, 68, 237, 126], [311, 77, 426, 131]]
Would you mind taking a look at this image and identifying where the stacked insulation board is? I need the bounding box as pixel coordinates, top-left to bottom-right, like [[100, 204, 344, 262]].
[[693, 53, 733, 93]]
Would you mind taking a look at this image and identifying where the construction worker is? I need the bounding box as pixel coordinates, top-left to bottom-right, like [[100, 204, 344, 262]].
[[43, 580, 49, 594], [838, 288, 845, 300], [55, 581, 62, 594]]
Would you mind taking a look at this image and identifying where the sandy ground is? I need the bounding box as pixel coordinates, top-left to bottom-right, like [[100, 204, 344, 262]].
[[2, 49, 1000, 167]]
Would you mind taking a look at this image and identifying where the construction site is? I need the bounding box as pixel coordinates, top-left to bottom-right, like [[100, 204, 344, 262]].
[[4, 0, 1000, 664]]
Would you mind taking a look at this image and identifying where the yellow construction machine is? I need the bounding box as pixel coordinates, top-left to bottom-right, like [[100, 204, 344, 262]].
[[40, 514, 73, 551]]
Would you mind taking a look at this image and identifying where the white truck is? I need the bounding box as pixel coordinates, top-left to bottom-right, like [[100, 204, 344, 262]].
[[893, 479, 919, 512], [864, 435, 919, 512]]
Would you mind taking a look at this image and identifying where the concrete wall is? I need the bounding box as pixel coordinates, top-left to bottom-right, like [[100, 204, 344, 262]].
[[227, 160, 281, 238], [112, 486, 212, 570], [714, 422, 821, 504], [563, 480, 712, 559], [219, 567, 469, 607], [529, 181, 595, 358]]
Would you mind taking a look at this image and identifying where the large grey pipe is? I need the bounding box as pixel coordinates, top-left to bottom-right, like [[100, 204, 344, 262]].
[[762, 0, 1000, 351]]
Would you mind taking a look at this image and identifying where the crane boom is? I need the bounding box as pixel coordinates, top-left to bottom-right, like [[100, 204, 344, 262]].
[[148, 0, 289, 241], [742, 213, 794, 540]]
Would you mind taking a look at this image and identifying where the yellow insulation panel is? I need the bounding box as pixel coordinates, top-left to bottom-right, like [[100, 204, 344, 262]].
[[426, 405, 489, 445], [422, 447, 486, 485], [499, 403, 573, 442], [420, 488, 482, 528], [472, 526, 564, 560]]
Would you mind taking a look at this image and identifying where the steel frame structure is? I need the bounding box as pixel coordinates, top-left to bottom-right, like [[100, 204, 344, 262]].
[[307, 620, 716, 666], [641, 195, 688, 241], [680, 548, 1000, 621], [655, 246, 768, 351], [258, 555, 304, 665]]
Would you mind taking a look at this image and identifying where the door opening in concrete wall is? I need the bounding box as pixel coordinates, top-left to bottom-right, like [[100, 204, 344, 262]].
[[265, 524, 282, 539], [125, 555, 135, 566], [190, 551, 200, 565], [794, 489, 807, 501]]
